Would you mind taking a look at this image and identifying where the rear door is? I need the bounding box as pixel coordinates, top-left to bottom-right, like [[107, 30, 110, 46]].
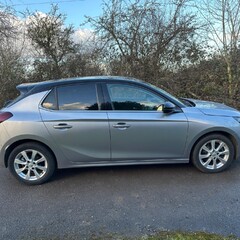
[[40, 82, 110, 165], [105, 82, 188, 162]]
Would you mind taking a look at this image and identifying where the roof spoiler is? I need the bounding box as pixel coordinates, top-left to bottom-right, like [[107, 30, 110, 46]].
[[16, 83, 36, 95]]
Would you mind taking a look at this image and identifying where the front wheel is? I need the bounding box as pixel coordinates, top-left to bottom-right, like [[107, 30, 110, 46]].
[[8, 142, 56, 185], [191, 134, 234, 173]]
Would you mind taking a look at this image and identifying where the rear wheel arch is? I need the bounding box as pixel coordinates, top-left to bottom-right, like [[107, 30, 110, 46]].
[[4, 139, 58, 168]]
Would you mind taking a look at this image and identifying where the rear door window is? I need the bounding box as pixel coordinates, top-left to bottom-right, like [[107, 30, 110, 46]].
[[57, 83, 98, 110]]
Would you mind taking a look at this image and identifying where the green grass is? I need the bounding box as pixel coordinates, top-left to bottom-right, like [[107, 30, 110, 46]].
[[89, 231, 239, 240], [142, 231, 239, 240], [22, 231, 240, 240]]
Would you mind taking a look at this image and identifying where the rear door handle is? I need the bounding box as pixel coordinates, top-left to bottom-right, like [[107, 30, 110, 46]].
[[113, 123, 130, 130], [53, 123, 72, 129]]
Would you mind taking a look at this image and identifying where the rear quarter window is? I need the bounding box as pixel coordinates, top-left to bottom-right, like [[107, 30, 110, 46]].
[[42, 89, 57, 110]]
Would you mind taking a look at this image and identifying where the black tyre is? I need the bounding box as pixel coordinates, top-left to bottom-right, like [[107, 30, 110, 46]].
[[191, 134, 234, 173], [8, 142, 56, 185]]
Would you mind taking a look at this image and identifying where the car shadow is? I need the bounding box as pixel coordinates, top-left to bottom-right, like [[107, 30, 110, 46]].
[[52, 159, 240, 184], [53, 163, 194, 181]]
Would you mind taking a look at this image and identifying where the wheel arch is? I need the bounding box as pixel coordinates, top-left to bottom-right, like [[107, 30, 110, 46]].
[[189, 131, 238, 162], [4, 139, 58, 168]]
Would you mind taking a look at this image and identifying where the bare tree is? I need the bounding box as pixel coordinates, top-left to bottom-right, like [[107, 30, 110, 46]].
[[0, 41, 26, 106], [27, 5, 76, 79], [86, 0, 199, 84], [196, 0, 240, 99], [0, 4, 16, 40], [0, 4, 27, 106]]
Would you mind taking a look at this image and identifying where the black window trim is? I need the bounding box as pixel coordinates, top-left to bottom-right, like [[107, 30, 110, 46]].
[[100, 82, 114, 110], [96, 83, 106, 110], [54, 87, 59, 110]]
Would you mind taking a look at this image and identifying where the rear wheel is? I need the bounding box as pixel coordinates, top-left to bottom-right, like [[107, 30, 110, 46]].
[[8, 143, 56, 185], [192, 134, 234, 173]]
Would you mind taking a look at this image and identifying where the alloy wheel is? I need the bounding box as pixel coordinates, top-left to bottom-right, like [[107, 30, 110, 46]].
[[199, 139, 230, 170], [14, 149, 48, 181]]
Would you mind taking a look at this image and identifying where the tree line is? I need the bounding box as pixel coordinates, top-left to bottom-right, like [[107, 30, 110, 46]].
[[0, 0, 240, 108]]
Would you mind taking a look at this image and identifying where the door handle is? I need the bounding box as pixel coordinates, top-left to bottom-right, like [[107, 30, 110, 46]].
[[113, 123, 130, 129], [53, 123, 73, 129]]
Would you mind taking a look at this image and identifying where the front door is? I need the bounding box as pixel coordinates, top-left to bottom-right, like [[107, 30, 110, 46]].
[[105, 83, 188, 162]]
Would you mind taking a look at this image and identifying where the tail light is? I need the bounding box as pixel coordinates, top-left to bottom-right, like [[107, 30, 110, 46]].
[[0, 112, 13, 123]]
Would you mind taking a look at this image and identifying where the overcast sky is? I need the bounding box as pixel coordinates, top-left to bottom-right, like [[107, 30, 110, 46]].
[[6, 0, 103, 28]]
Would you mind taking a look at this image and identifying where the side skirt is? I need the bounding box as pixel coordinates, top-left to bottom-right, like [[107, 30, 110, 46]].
[[58, 158, 189, 169]]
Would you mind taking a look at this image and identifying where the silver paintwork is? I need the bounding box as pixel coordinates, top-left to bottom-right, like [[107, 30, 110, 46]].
[[0, 77, 240, 171], [107, 111, 188, 160], [184, 98, 236, 110], [39, 108, 110, 165]]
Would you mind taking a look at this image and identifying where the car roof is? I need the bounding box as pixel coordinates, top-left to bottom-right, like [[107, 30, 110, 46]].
[[9, 75, 186, 109], [17, 76, 144, 94]]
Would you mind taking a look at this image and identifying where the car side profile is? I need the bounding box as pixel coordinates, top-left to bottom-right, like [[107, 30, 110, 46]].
[[0, 76, 240, 185]]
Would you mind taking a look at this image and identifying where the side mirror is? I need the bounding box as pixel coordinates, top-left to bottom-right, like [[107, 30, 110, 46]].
[[162, 102, 178, 114]]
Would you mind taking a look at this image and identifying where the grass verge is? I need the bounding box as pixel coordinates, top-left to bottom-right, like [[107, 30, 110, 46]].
[[142, 231, 238, 240], [89, 231, 239, 240], [23, 231, 240, 240]]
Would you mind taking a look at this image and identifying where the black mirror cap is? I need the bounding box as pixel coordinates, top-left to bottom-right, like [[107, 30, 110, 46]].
[[163, 102, 179, 114]]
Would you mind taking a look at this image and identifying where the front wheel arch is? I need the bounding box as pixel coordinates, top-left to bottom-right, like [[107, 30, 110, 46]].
[[190, 132, 236, 172], [190, 131, 237, 163]]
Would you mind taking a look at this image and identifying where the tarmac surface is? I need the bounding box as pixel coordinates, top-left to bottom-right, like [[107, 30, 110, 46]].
[[1, 161, 240, 239]]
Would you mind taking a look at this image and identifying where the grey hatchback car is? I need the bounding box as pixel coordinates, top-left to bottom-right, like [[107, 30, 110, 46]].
[[1, 76, 240, 185]]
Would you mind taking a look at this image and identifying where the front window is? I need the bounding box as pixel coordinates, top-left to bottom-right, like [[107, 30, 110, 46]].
[[107, 84, 166, 111], [147, 83, 186, 107]]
